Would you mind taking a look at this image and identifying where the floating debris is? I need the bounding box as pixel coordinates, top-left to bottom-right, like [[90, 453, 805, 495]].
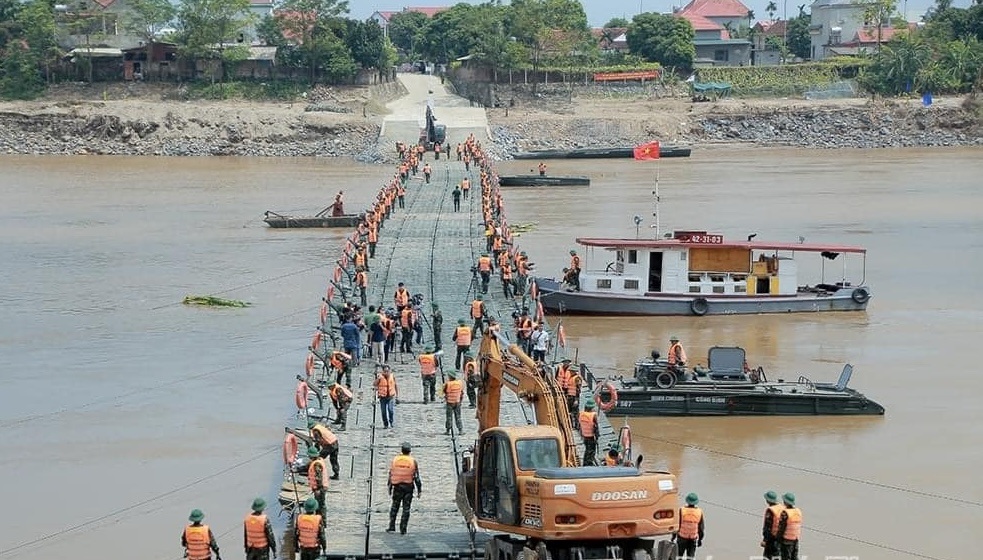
[[510, 222, 538, 233], [182, 295, 251, 308]]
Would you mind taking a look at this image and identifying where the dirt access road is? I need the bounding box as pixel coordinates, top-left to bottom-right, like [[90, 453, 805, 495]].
[[380, 73, 489, 150]]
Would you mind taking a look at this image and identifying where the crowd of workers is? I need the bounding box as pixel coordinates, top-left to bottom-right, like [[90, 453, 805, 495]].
[[180, 136, 804, 560]]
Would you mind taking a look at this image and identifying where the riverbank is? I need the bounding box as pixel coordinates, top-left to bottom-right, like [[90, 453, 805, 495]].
[[2, 79, 981, 158]]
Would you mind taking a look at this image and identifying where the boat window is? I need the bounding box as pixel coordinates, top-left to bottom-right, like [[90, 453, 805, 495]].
[[596, 279, 612, 289], [515, 438, 561, 471], [689, 286, 701, 293], [624, 279, 639, 290], [712, 286, 725, 294], [628, 250, 638, 264]]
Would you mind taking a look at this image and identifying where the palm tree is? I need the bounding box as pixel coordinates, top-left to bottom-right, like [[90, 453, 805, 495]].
[[766, 1, 778, 20]]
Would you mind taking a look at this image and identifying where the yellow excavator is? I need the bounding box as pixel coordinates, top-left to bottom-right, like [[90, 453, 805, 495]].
[[456, 330, 679, 560]]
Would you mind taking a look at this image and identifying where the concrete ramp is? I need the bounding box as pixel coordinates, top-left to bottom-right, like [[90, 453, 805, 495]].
[[380, 73, 489, 148]]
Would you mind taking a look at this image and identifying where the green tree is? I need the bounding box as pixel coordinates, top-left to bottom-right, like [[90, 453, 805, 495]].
[[125, 0, 176, 81], [506, 0, 591, 83], [855, 0, 898, 51], [765, 1, 778, 20], [786, 6, 811, 59], [17, 0, 58, 84], [176, 0, 256, 81], [275, 0, 348, 84], [1, 41, 45, 99], [626, 12, 695, 70], [387, 10, 427, 55], [604, 17, 629, 28], [860, 32, 931, 92]]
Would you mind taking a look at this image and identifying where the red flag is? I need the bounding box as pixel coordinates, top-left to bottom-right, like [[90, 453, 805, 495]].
[[633, 141, 661, 160]]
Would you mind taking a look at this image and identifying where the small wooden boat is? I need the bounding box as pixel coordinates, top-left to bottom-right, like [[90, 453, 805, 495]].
[[263, 210, 361, 228], [511, 146, 691, 160], [498, 175, 590, 187], [596, 346, 884, 416]]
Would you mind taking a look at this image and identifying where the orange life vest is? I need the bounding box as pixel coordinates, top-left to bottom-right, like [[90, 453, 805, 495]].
[[782, 507, 802, 541], [330, 351, 350, 370], [394, 288, 409, 307], [444, 379, 464, 404], [418, 354, 437, 376], [668, 342, 687, 365], [368, 228, 378, 243], [478, 256, 492, 272], [381, 317, 394, 337], [604, 455, 618, 466], [578, 411, 597, 437], [244, 514, 268, 548], [355, 252, 366, 267], [556, 366, 571, 389], [678, 506, 703, 540], [471, 300, 484, 319], [355, 271, 367, 288], [389, 454, 417, 484], [330, 384, 353, 403], [400, 308, 413, 328], [311, 424, 338, 446], [566, 374, 581, 396], [501, 263, 513, 280], [461, 178, 470, 190], [184, 525, 211, 560], [296, 514, 322, 548], [766, 504, 783, 537], [455, 326, 472, 346], [570, 255, 581, 269], [375, 373, 396, 397], [307, 457, 328, 491]]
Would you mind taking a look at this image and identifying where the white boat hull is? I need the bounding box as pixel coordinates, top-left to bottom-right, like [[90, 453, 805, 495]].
[[536, 278, 871, 316]]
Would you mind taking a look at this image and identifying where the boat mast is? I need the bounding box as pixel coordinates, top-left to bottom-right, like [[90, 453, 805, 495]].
[[653, 162, 661, 237]]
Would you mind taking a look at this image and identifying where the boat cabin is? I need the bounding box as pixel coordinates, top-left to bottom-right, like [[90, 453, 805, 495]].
[[576, 231, 866, 296]]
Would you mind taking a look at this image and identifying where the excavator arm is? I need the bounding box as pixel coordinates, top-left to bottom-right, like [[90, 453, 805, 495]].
[[476, 330, 580, 467]]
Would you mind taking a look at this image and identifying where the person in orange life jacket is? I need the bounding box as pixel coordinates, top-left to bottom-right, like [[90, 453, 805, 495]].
[[182, 509, 220, 560], [603, 446, 620, 466], [367, 223, 379, 258], [556, 358, 573, 391], [396, 182, 406, 208], [309, 419, 341, 479], [330, 347, 354, 388], [331, 191, 344, 216], [568, 250, 582, 291], [673, 493, 705, 559], [355, 266, 368, 307], [514, 309, 533, 355], [423, 162, 432, 183], [441, 370, 465, 434], [394, 282, 410, 311], [578, 400, 599, 466], [306, 446, 328, 527], [667, 335, 687, 375], [476, 253, 493, 294], [452, 318, 473, 369], [565, 368, 582, 429], [374, 365, 398, 429], [462, 351, 480, 408], [329, 382, 353, 432], [243, 498, 276, 560], [776, 493, 802, 560], [500, 261, 515, 298], [400, 306, 415, 353], [470, 294, 486, 334], [761, 490, 783, 560], [295, 497, 325, 560], [418, 346, 440, 403], [388, 442, 422, 535]]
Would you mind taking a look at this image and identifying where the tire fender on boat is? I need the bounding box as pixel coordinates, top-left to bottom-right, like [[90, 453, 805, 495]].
[[655, 371, 677, 389], [691, 297, 709, 316], [851, 287, 871, 304], [594, 382, 618, 412]]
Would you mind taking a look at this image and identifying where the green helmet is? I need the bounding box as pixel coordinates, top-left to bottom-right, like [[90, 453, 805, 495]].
[[685, 493, 699, 506], [189, 509, 204, 522], [307, 419, 316, 428], [561, 357, 571, 363], [458, 318, 466, 325], [307, 446, 320, 458], [424, 345, 434, 353], [476, 294, 483, 300], [764, 490, 778, 504], [783, 492, 796, 506], [448, 370, 458, 379], [431, 303, 439, 309], [401, 442, 412, 453], [670, 335, 679, 341], [304, 497, 318, 513], [569, 250, 577, 255], [584, 400, 595, 410], [252, 497, 267, 512]]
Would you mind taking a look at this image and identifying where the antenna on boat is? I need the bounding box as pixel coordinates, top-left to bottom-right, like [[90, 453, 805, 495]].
[[651, 162, 661, 238]]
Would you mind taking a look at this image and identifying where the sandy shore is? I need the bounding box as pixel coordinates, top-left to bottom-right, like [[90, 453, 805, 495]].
[[1, 79, 980, 158]]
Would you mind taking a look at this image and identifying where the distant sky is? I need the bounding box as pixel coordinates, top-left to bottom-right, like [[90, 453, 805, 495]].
[[350, 0, 966, 27]]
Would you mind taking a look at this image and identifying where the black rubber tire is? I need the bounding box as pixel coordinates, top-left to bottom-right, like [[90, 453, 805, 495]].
[[655, 371, 677, 389], [690, 297, 709, 316], [851, 287, 870, 304]]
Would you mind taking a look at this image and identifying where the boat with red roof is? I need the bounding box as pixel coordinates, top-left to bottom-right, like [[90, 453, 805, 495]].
[[535, 230, 871, 316]]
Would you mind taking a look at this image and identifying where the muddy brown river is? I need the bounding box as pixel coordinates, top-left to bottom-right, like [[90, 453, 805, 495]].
[[1, 147, 981, 560]]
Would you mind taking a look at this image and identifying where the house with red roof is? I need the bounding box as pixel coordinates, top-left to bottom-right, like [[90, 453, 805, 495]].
[[370, 6, 450, 35], [808, 0, 913, 60], [751, 19, 787, 65], [676, 0, 752, 66]]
